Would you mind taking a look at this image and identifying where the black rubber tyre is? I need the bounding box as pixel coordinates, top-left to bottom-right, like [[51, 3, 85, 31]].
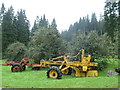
[[47, 66, 62, 79], [22, 65, 26, 71], [67, 68, 72, 75], [91, 66, 98, 70], [115, 67, 120, 73], [61, 67, 72, 75], [11, 64, 22, 72]]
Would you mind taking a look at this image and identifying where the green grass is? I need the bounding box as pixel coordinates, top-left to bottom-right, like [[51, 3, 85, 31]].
[[1, 59, 120, 88], [0, 60, 2, 87]]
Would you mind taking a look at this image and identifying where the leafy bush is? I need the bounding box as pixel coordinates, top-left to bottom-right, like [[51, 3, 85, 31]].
[[6, 42, 27, 62], [94, 58, 108, 71], [69, 30, 113, 58], [26, 27, 67, 63]]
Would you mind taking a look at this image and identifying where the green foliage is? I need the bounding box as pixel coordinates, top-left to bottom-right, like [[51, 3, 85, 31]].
[[31, 15, 58, 37], [1, 5, 30, 57], [69, 30, 113, 58], [94, 58, 108, 71], [0, 3, 5, 24], [51, 18, 57, 30], [104, 1, 118, 40], [2, 6, 17, 54], [26, 27, 67, 63], [31, 19, 39, 36], [90, 13, 98, 31], [6, 42, 27, 62], [61, 13, 104, 41], [15, 9, 30, 45]]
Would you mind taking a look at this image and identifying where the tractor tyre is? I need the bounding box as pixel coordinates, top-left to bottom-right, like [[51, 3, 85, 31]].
[[11, 64, 22, 72], [22, 65, 26, 71], [47, 66, 62, 79], [91, 66, 98, 70], [67, 68, 72, 75], [61, 68, 72, 75], [115, 67, 120, 73]]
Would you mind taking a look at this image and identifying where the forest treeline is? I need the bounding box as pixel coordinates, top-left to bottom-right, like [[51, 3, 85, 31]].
[[0, 1, 120, 63]]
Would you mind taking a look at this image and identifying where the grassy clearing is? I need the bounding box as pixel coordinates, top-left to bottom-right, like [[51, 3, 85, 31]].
[[0, 60, 2, 87], [1, 59, 120, 88]]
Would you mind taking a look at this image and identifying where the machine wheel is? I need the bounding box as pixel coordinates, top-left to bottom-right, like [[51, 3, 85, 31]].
[[115, 67, 120, 73], [61, 68, 72, 75], [11, 64, 22, 72], [47, 66, 62, 79], [22, 65, 26, 71], [91, 66, 98, 70]]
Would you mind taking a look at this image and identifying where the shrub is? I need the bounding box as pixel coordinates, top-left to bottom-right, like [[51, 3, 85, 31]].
[[26, 27, 67, 63], [6, 42, 27, 62], [94, 58, 108, 71], [69, 30, 113, 58]]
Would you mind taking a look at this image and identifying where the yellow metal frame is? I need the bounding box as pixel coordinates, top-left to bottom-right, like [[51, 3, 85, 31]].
[[32, 49, 98, 77]]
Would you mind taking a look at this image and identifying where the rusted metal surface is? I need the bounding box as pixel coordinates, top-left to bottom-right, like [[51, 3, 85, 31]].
[[2, 58, 30, 66]]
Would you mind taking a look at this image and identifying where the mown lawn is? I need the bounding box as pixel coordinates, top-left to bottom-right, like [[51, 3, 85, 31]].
[[0, 59, 120, 88]]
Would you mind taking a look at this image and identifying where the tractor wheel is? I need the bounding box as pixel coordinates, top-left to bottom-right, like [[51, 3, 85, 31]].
[[91, 66, 98, 70], [11, 64, 22, 72], [22, 65, 26, 71], [47, 66, 62, 79], [61, 68, 72, 75], [115, 67, 120, 73]]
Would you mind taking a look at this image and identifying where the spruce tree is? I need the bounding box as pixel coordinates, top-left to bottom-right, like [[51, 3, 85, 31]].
[[51, 18, 57, 30], [90, 13, 98, 31], [104, 1, 117, 40], [15, 9, 30, 45], [2, 6, 17, 53]]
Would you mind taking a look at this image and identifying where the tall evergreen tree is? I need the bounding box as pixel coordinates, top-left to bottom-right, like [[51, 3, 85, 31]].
[[2, 6, 17, 53], [85, 15, 90, 32], [31, 20, 38, 36], [0, 3, 5, 25], [51, 18, 57, 30], [104, 1, 117, 40], [90, 13, 98, 31], [39, 14, 48, 28], [42, 14, 48, 28], [31, 16, 39, 36], [15, 9, 30, 45], [0, 3, 5, 58], [117, 0, 120, 59]]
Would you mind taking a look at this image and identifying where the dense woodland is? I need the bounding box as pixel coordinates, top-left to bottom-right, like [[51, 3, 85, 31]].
[[0, 1, 120, 63]]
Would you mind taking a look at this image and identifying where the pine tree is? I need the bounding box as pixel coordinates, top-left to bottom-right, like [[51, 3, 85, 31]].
[[51, 18, 57, 30], [104, 1, 117, 40], [117, 0, 120, 59], [15, 9, 30, 45], [90, 13, 98, 31], [2, 6, 17, 53], [0, 3, 5, 58], [0, 3, 5, 25], [31, 16, 40, 36]]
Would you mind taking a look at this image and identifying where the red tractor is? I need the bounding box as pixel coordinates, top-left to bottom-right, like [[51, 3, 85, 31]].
[[2, 58, 48, 72], [2, 58, 31, 72]]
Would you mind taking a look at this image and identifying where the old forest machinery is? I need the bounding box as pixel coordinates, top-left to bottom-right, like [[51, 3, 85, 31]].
[[2, 58, 47, 72], [2, 49, 98, 79], [32, 49, 98, 79]]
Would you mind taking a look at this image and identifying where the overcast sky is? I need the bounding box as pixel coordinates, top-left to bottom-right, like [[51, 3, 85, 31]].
[[0, 0, 106, 32]]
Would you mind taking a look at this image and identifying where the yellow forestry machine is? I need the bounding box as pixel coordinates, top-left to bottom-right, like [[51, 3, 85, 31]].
[[32, 49, 98, 79]]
